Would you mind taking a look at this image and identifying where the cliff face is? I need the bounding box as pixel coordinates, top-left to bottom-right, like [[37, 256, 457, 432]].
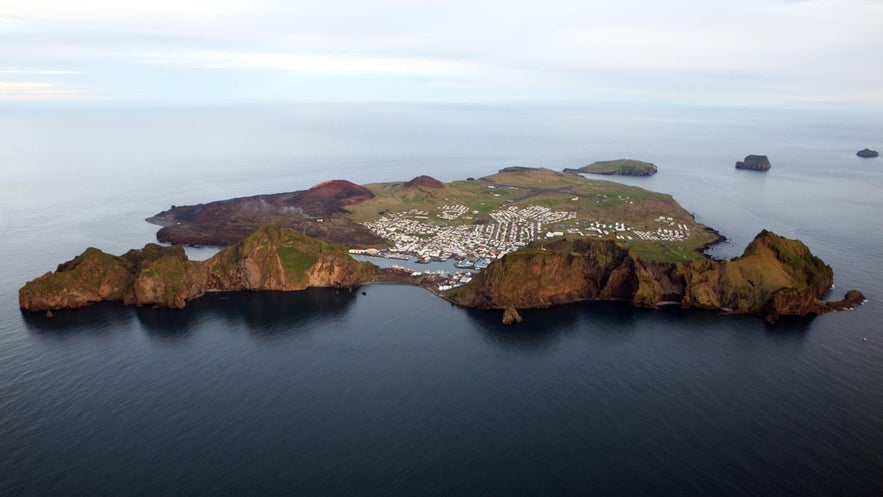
[[204, 224, 373, 291], [446, 230, 861, 323], [20, 227, 862, 324], [20, 226, 379, 311]]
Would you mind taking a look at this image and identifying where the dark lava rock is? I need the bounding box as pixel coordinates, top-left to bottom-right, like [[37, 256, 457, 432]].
[[735, 155, 771, 171], [857, 148, 879, 158]]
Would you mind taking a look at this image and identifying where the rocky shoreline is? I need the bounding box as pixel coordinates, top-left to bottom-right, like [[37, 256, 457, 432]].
[[21, 225, 864, 325]]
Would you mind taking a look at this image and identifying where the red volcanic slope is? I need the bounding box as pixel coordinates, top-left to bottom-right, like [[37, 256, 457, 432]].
[[404, 175, 445, 189], [297, 180, 376, 206]]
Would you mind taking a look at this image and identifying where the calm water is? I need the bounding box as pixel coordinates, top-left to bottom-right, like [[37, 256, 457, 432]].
[[0, 104, 881, 496]]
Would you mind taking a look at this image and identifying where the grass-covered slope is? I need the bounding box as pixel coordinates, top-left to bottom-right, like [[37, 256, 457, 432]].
[[446, 230, 863, 323], [205, 225, 377, 291]]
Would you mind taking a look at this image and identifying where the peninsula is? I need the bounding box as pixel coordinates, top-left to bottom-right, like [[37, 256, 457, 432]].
[[21, 168, 863, 323]]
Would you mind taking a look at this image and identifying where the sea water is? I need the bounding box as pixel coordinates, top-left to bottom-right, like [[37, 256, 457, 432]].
[[0, 103, 881, 496]]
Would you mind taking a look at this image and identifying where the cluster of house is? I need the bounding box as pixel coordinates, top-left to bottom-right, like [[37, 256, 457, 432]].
[[359, 205, 692, 274], [631, 216, 691, 242], [561, 218, 690, 242], [360, 204, 578, 262], [357, 208, 693, 292], [437, 204, 469, 220]]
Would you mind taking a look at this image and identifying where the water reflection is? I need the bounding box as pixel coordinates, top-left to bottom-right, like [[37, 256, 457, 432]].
[[21, 302, 135, 334], [136, 289, 360, 339], [466, 301, 648, 348], [22, 284, 813, 345], [22, 288, 359, 339]]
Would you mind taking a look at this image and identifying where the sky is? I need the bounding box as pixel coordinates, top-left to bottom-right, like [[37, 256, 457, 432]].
[[2, 0, 883, 108]]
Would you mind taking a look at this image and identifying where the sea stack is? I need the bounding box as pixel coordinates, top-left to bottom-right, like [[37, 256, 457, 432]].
[[857, 148, 879, 158], [735, 155, 771, 171]]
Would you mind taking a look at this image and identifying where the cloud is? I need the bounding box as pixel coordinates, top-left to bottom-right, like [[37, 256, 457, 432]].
[[142, 50, 471, 76], [0, 81, 87, 100], [1, 0, 881, 106], [1, 67, 80, 75]]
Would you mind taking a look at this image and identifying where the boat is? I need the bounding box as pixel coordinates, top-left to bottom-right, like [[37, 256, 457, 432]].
[[474, 257, 492, 270]]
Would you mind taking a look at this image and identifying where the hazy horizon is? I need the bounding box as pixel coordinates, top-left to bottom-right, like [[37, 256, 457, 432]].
[[3, 0, 883, 110]]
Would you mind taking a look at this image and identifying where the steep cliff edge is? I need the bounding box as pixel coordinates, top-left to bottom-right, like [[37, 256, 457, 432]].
[[20, 226, 379, 311], [20, 227, 862, 324], [446, 231, 863, 323]]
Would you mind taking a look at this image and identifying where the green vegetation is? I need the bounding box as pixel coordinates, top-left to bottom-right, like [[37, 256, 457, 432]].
[[580, 159, 657, 176], [278, 246, 318, 283], [25, 248, 133, 302], [624, 239, 713, 263]]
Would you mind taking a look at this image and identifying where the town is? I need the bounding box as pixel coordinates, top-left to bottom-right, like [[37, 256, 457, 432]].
[[353, 204, 693, 293]]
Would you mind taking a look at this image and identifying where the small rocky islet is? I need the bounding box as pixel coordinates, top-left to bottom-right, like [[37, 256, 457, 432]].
[[736, 155, 771, 171], [856, 148, 879, 158], [572, 159, 659, 176], [20, 167, 864, 324]]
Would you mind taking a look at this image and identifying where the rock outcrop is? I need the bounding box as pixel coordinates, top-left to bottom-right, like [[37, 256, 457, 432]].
[[857, 148, 879, 158], [445, 231, 863, 323], [20, 226, 379, 311], [735, 155, 771, 171], [502, 305, 523, 325]]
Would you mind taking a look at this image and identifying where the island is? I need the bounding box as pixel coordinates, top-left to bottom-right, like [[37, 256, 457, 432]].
[[20, 167, 864, 324], [857, 148, 879, 158], [736, 155, 771, 171], [569, 159, 658, 176]]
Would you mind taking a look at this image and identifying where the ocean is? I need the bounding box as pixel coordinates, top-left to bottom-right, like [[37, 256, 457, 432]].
[[0, 103, 881, 496]]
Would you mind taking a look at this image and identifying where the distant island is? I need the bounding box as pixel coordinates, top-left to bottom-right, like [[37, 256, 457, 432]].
[[736, 155, 771, 171], [857, 148, 879, 158], [570, 159, 658, 176], [21, 167, 864, 324]]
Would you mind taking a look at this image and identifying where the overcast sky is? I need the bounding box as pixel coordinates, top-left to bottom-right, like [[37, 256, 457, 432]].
[[2, 0, 883, 108]]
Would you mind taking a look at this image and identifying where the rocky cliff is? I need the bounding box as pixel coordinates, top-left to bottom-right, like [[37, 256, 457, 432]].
[[445, 230, 863, 323], [20, 227, 863, 324], [20, 226, 379, 311]]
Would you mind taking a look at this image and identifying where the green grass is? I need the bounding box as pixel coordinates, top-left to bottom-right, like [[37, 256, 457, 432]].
[[624, 240, 707, 263], [278, 246, 318, 283]]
